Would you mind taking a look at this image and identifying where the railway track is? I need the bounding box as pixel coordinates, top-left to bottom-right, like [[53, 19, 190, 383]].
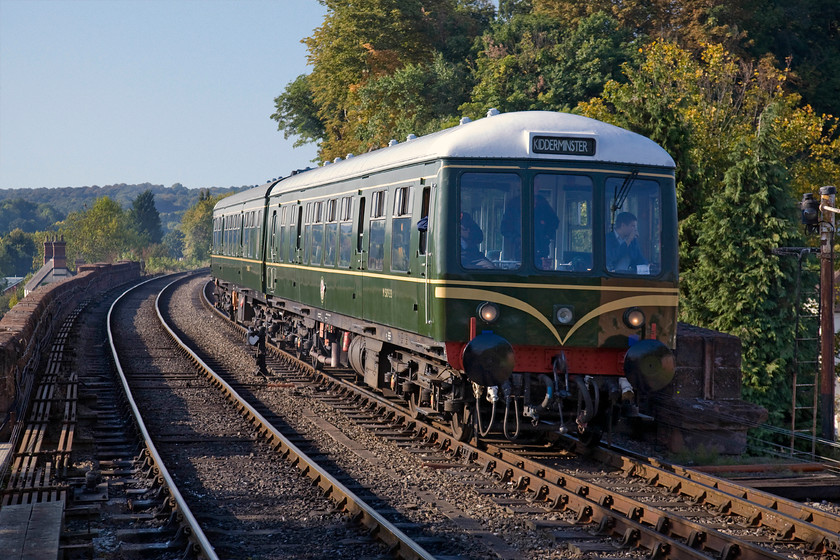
[[3, 271, 838, 559], [187, 275, 840, 560]]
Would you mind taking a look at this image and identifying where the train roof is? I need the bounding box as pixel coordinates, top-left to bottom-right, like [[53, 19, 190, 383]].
[[216, 111, 674, 211]]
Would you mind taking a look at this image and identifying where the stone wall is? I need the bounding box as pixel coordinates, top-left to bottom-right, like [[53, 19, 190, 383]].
[[0, 262, 142, 439], [651, 322, 768, 455]]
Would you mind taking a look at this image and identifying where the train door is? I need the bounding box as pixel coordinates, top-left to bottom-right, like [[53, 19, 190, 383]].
[[363, 190, 389, 326], [350, 195, 367, 320], [266, 207, 278, 296], [290, 203, 303, 303], [416, 184, 434, 334]]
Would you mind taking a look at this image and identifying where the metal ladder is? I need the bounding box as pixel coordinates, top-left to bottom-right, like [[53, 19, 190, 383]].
[[788, 248, 821, 458]]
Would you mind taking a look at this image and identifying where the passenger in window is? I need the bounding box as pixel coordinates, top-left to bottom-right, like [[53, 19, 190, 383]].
[[606, 212, 648, 273], [460, 212, 495, 269], [501, 195, 559, 268]]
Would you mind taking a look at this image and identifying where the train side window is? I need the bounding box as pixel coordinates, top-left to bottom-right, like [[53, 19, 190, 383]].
[[356, 197, 366, 253], [418, 186, 430, 255], [339, 196, 353, 267], [368, 190, 386, 271], [311, 201, 324, 265], [269, 210, 277, 261], [294, 205, 303, 261], [277, 206, 285, 263], [325, 199, 338, 267], [391, 186, 412, 272]]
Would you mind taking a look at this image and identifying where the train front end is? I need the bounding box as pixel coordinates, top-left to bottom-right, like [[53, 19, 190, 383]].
[[431, 115, 678, 442]]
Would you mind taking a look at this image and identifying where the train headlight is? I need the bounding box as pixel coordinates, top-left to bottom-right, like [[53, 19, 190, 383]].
[[477, 302, 500, 323], [553, 305, 574, 325], [623, 308, 645, 329]]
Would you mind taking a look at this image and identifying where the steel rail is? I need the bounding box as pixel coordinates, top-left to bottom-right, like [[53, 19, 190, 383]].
[[201, 280, 830, 558], [108, 273, 219, 560], [161, 276, 438, 560], [580, 444, 840, 554]]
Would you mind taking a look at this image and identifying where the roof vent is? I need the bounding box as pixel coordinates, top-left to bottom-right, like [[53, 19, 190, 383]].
[[406, 133, 417, 141], [486, 108, 500, 117], [459, 116, 472, 125], [388, 139, 398, 147]]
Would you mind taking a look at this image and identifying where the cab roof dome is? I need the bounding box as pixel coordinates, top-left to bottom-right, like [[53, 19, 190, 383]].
[[218, 111, 674, 208]]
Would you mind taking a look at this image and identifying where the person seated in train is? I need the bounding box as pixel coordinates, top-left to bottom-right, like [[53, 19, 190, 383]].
[[501, 195, 559, 267], [460, 212, 495, 269], [606, 211, 648, 273]]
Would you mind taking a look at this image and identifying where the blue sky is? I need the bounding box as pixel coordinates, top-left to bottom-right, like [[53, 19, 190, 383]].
[[0, 0, 327, 190]]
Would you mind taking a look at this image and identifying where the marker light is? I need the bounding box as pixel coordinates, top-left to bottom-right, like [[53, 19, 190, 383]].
[[478, 302, 500, 323], [623, 308, 646, 329], [554, 306, 574, 325]]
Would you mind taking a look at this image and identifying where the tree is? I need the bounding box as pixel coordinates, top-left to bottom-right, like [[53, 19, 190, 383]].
[[274, 0, 493, 160], [163, 229, 185, 259], [59, 197, 138, 264], [0, 229, 37, 276], [181, 190, 230, 262], [129, 190, 163, 244], [680, 104, 803, 419], [460, 11, 634, 118], [0, 198, 63, 235]]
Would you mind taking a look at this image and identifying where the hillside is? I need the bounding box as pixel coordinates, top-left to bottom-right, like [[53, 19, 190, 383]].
[[0, 183, 244, 233]]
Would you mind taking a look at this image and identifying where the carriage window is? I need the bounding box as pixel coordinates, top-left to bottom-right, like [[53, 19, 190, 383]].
[[604, 177, 661, 275], [533, 174, 593, 271], [310, 201, 324, 265], [368, 190, 386, 271], [277, 207, 285, 263], [325, 199, 338, 267], [339, 197, 353, 267], [460, 173, 522, 269], [269, 210, 278, 261], [391, 186, 412, 272]]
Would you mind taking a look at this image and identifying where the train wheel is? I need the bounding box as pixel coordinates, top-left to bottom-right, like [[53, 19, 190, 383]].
[[450, 405, 473, 442], [578, 427, 602, 447], [408, 390, 424, 419]]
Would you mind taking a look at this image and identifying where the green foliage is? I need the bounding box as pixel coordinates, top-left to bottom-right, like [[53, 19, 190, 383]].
[[282, 0, 493, 160], [680, 105, 803, 416], [0, 198, 63, 235], [129, 190, 163, 244], [0, 229, 38, 277], [0, 183, 240, 234], [271, 74, 326, 149], [181, 190, 231, 263], [460, 11, 634, 117], [163, 229, 185, 260], [59, 197, 140, 265]]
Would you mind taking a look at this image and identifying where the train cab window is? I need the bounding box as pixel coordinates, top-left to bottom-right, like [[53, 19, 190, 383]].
[[460, 173, 522, 269], [533, 174, 593, 271], [339, 196, 353, 267], [391, 186, 412, 272], [325, 199, 338, 267], [310, 201, 324, 265], [604, 177, 662, 275], [368, 190, 386, 271]]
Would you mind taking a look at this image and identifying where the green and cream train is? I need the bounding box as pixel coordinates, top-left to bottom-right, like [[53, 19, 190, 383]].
[[211, 110, 678, 443]]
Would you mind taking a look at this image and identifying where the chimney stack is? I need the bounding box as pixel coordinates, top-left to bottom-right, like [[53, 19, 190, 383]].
[[44, 239, 54, 265], [53, 236, 67, 269]]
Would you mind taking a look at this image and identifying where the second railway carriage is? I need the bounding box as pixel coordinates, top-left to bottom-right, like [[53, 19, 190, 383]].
[[211, 110, 679, 443]]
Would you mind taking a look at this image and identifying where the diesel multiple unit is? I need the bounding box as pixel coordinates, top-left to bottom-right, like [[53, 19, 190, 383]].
[[211, 110, 679, 444]]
